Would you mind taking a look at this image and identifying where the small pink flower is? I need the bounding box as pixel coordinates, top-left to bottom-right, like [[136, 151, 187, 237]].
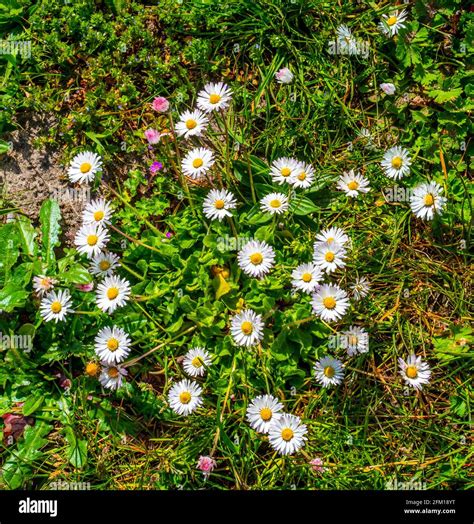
[[197, 456, 216, 479], [309, 457, 326, 474], [144, 128, 161, 144], [380, 83, 396, 95], [152, 96, 170, 112], [75, 282, 94, 292], [275, 67, 294, 84]]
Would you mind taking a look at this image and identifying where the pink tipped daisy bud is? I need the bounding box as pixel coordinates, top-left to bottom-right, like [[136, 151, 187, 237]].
[[197, 456, 216, 479], [144, 128, 161, 144], [75, 282, 94, 292], [151, 96, 170, 112], [380, 83, 396, 95]]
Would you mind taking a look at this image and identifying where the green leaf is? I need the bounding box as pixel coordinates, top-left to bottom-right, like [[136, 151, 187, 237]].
[[39, 199, 61, 268], [1, 421, 51, 489], [290, 195, 319, 216], [428, 88, 463, 104], [61, 265, 93, 284], [16, 216, 37, 257], [22, 395, 44, 416], [64, 426, 88, 469]]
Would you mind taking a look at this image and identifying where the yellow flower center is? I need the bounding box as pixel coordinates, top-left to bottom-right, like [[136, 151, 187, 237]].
[[424, 193, 434, 206], [281, 428, 294, 441], [260, 408, 272, 421], [302, 272, 312, 282], [191, 356, 203, 368], [106, 338, 119, 351], [192, 158, 203, 168], [280, 167, 291, 177], [209, 93, 221, 104], [324, 366, 335, 378], [87, 234, 98, 246], [214, 199, 225, 209], [348, 335, 358, 346], [179, 391, 191, 404], [93, 211, 104, 221], [85, 362, 99, 377], [270, 199, 281, 208], [298, 172, 306, 181], [347, 180, 359, 190], [406, 366, 418, 379], [387, 15, 398, 26], [107, 287, 119, 300], [323, 297, 336, 309], [185, 119, 197, 130], [325, 251, 335, 263], [99, 260, 111, 271], [327, 237, 334, 243], [80, 162, 92, 173], [241, 321, 253, 335], [108, 367, 119, 378], [250, 253, 263, 265], [41, 278, 50, 287], [391, 156, 403, 169], [50, 301, 62, 313]]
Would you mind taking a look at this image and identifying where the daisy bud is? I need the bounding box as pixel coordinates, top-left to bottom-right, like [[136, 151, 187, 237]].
[[275, 67, 294, 84], [144, 128, 161, 144], [197, 456, 216, 479], [380, 83, 396, 95], [151, 96, 170, 112]]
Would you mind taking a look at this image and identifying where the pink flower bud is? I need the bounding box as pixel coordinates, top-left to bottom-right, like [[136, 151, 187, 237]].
[[151, 97, 170, 112], [144, 129, 161, 144]]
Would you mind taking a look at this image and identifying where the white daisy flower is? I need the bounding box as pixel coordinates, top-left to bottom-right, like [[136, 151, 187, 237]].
[[313, 241, 347, 274], [237, 240, 275, 278], [68, 151, 102, 184], [168, 379, 203, 416], [267, 414, 307, 455], [337, 170, 371, 198], [230, 309, 264, 347], [314, 356, 345, 388], [96, 275, 131, 313], [290, 162, 315, 189], [379, 9, 408, 37], [175, 109, 209, 138], [203, 189, 237, 221], [291, 263, 323, 294], [314, 227, 349, 248], [410, 181, 446, 221], [82, 198, 113, 226], [341, 326, 369, 356], [89, 252, 120, 278], [33, 275, 56, 297], [74, 223, 110, 259], [99, 364, 127, 390], [381, 146, 411, 179], [350, 276, 370, 301], [40, 290, 73, 323], [181, 147, 215, 180], [196, 82, 232, 113], [311, 284, 350, 322], [260, 192, 289, 215], [269, 157, 300, 185], [246, 394, 284, 434], [398, 354, 431, 390], [94, 326, 131, 365], [182, 347, 212, 377], [336, 24, 358, 54]]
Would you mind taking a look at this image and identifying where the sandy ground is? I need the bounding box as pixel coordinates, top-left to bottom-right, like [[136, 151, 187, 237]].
[[0, 112, 87, 244]]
